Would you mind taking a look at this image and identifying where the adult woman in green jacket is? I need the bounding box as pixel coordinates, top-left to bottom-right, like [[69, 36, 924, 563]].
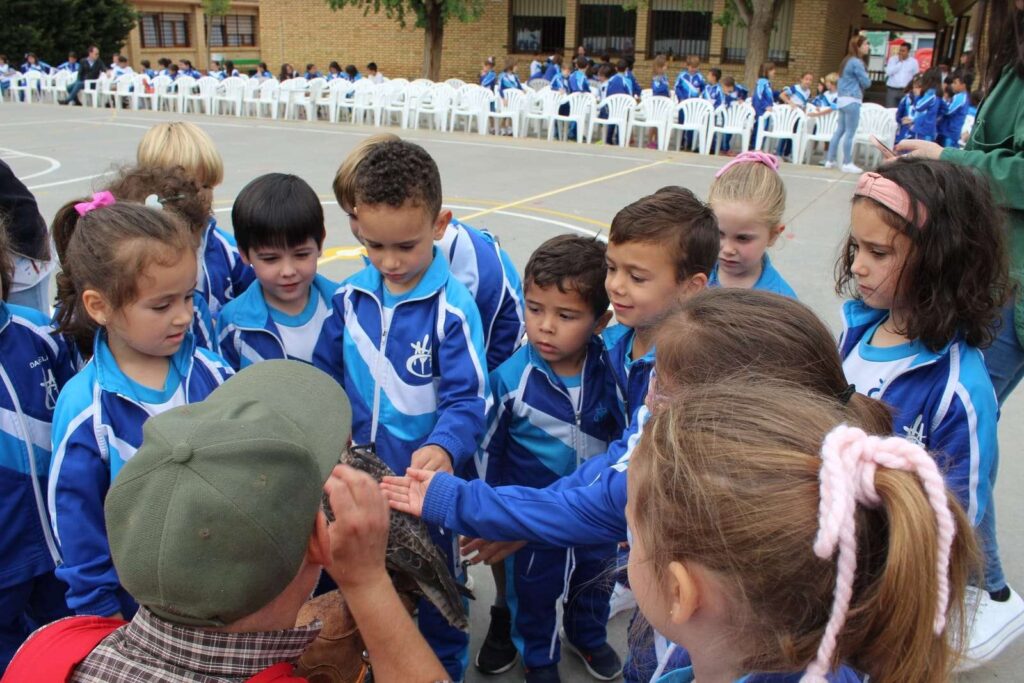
[[897, 0, 1024, 669]]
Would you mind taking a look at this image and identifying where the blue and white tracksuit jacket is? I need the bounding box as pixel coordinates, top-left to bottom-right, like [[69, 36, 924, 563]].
[[568, 70, 590, 94], [838, 301, 998, 530], [812, 90, 838, 110], [543, 63, 560, 81], [702, 83, 723, 107], [895, 93, 915, 143], [217, 274, 338, 370], [483, 340, 625, 664], [480, 70, 497, 91], [708, 254, 797, 299], [605, 73, 633, 98], [498, 72, 524, 98], [48, 333, 233, 618], [782, 83, 811, 109], [0, 304, 76, 592], [752, 77, 774, 117], [674, 71, 705, 101], [312, 248, 489, 476], [651, 74, 670, 98], [441, 219, 524, 372], [198, 216, 256, 316], [626, 70, 641, 96], [938, 90, 968, 146], [909, 88, 939, 141], [312, 250, 487, 679], [57, 62, 79, 74]]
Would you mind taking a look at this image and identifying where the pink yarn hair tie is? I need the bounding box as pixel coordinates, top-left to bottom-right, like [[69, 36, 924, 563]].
[[853, 172, 928, 230], [74, 191, 116, 217], [800, 425, 956, 683], [714, 150, 780, 178]]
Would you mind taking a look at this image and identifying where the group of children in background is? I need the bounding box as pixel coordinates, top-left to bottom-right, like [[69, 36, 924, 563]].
[[0, 112, 1018, 683], [895, 66, 979, 147]]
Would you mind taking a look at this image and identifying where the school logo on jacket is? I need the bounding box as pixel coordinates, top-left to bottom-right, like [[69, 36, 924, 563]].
[[30, 357, 59, 410], [903, 414, 925, 446], [406, 334, 432, 378]]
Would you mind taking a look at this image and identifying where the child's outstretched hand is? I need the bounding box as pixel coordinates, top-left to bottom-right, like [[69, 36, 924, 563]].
[[460, 537, 527, 565], [380, 468, 437, 518], [410, 444, 454, 474]]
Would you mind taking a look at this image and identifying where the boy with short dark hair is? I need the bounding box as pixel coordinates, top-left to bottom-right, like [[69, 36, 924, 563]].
[[479, 235, 623, 683], [217, 173, 337, 370], [314, 139, 489, 682]]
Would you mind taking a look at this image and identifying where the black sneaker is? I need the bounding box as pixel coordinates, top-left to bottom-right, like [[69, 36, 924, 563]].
[[475, 605, 519, 674], [561, 633, 623, 681], [525, 663, 562, 682]]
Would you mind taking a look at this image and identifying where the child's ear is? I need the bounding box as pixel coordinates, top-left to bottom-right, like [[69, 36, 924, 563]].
[[433, 209, 452, 240], [81, 289, 113, 327], [768, 224, 786, 247], [679, 272, 709, 298], [594, 309, 613, 335], [307, 509, 332, 567], [239, 249, 252, 267], [666, 560, 699, 625]]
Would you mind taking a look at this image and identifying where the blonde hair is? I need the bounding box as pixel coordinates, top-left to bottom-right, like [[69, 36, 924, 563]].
[[825, 72, 839, 86], [137, 122, 224, 188], [630, 380, 977, 683], [708, 155, 786, 228], [332, 133, 400, 213]]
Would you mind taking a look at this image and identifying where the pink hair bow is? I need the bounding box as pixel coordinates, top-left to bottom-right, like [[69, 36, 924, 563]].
[[74, 191, 116, 217], [853, 172, 928, 229], [714, 150, 780, 178], [801, 425, 955, 683]]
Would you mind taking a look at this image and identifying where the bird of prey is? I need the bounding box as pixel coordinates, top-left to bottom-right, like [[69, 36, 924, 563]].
[[324, 444, 474, 631]]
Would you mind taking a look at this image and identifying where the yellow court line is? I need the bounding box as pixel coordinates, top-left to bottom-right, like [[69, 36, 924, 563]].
[[457, 159, 671, 223], [318, 245, 366, 266], [444, 198, 610, 229]]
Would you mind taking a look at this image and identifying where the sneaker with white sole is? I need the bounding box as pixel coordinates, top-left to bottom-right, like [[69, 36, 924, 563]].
[[840, 162, 863, 174], [958, 585, 1024, 670], [607, 581, 636, 619], [822, 160, 836, 169]]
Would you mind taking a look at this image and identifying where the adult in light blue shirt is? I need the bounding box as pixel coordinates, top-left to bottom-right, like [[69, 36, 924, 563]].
[[825, 36, 872, 171]]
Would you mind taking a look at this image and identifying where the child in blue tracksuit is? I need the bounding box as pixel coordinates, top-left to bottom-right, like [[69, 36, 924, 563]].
[[498, 58, 525, 99], [0, 251, 77, 671], [482, 235, 623, 681], [602, 60, 634, 144], [56, 53, 79, 74], [313, 140, 488, 682], [48, 200, 233, 622], [480, 57, 497, 91], [217, 174, 337, 370], [895, 83, 915, 143], [751, 62, 776, 149], [707, 152, 797, 298], [837, 160, 1015, 636], [137, 121, 255, 316], [902, 69, 941, 141], [674, 55, 706, 143], [937, 73, 969, 147]]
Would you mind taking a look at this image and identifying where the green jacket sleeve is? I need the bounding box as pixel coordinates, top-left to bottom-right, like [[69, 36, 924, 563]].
[[941, 146, 1024, 212]]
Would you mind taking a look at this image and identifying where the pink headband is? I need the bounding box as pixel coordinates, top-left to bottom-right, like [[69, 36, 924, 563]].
[[853, 172, 928, 229], [74, 191, 116, 217], [714, 150, 780, 178], [800, 425, 955, 683]]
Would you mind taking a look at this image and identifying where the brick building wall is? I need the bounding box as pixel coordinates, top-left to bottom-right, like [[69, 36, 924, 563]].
[[257, 0, 862, 89]]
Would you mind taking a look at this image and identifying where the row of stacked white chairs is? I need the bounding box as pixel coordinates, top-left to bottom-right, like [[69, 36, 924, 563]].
[[2, 71, 898, 166]]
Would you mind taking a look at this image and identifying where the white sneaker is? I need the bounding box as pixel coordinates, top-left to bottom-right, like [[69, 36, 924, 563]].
[[840, 162, 864, 174], [958, 585, 1024, 671], [607, 581, 636, 619], [822, 160, 835, 169]]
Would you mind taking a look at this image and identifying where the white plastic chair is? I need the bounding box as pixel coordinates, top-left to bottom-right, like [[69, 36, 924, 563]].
[[131, 74, 157, 110], [317, 78, 352, 123], [253, 79, 281, 119], [44, 72, 73, 104], [521, 87, 562, 139], [801, 107, 839, 164], [666, 98, 714, 152], [111, 74, 135, 110], [588, 94, 637, 148], [628, 96, 674, 150], [527, 77, 550, 91], [8, 74, 31, 103], [485, 89, 525, 137], [449, 84, 491, 134], [279, 78, 310, 120], [444, 78, 466, 90], [183, 76, 218, 114], [549, 91, 594, 144], [853, 106, 898, 167], [83, 75, 114, 108], [707, 104, 756, 155], [22, 72, 45, 103], [212, 76, 246, 116], [349, 80, 379, 125], [755, 106, 807, 164], [412, 83, 454, 131], [241, 77, 261, 114]]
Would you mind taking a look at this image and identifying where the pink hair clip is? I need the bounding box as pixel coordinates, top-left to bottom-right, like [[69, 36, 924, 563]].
[[853, 171, 928, 230], [714, 150, 780, 178], [74, 191, 116, 217], [800, 425, 955, 683]]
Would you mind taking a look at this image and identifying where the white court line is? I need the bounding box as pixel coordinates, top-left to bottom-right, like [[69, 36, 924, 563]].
[[1, 147, 62, 181], [27, 172, 111, 191]]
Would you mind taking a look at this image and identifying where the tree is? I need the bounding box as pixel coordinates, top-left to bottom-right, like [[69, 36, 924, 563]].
[[325, 0, 484, 80], [203, 0, 231, 70], [720, 1, 781, 100], [0, 0, 136, 67]]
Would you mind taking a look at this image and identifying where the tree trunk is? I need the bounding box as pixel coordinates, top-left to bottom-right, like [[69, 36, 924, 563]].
[[742, 0, 779, 93], [422, 1, 445, 80]]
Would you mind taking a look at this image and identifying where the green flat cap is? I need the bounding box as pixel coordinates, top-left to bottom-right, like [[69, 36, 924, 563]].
[[104, 361, 350, 627]]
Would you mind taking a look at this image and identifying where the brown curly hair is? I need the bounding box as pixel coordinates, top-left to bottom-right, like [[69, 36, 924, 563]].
[[835, 159, 1010, 352]]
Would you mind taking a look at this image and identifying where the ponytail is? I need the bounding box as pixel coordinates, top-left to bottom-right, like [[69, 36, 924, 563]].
[[52, 199, 97, 356]]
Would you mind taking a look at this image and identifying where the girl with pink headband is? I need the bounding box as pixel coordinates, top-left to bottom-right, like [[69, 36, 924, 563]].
[[836, 158, 1011, 670], [626, 380, 977, 683], [707, 151, 797, 298]]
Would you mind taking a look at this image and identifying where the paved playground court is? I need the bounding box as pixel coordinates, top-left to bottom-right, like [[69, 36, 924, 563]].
[[2, 103, 1021, 681]]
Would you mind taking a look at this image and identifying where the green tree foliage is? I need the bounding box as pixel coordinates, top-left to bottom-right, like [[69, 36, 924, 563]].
[[203, 0, 231, 69], [0, 0, 136, 66], [325, 0, 484, 80]]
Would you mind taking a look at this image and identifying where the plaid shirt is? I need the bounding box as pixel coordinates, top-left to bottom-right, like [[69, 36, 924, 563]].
[[70, 608, 321, 682]]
